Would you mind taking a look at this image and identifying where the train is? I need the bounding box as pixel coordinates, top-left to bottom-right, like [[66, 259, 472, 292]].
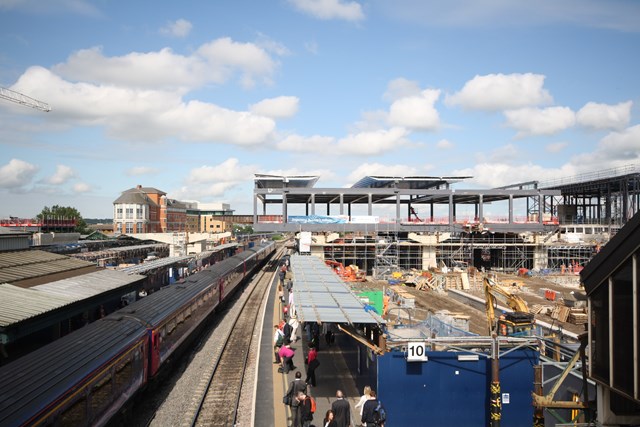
[[0, 241, 276, 427]]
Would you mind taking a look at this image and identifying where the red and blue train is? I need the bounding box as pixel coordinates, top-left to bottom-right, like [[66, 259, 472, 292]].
[[0, 241, 275, 427]]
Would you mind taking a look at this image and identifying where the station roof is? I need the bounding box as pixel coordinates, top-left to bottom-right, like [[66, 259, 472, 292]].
[[254, 174, 319, 189], [0, 269, 145, 329], [290, 255, 385, 325], [351, 175, 471, 189], [0, 284, 75, 327], [118, 242, 237, 274], [0, 250, 96, 284]]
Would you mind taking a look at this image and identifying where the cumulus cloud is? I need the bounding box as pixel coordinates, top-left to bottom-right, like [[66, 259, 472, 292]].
[[11, 67, 276, 145], [73, 182, 91, 193], [250, 96, 299, 119], [160, 19, 192, 38], [0, 159, 39, 189], [446, 73, 552, 111], [504, 106, 576, 137], [52, 37, 279, 90], [383, 78, 422, 102], [126, 166, 159, 176], [455, 162, 578, 188], [47, 164, 75, 185], [287, 0, 365, 21], [277, 134, 335, 152], [586, 125, 640, 163], [388, 89, 440, 130], [180, 158, 259, 198], [576, 101, 632, 130], [346, 162, 420, 183], [336, 127, 410, 155]]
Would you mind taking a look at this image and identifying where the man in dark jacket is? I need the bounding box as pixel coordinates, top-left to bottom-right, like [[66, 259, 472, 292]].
[[330, 389, 351, 427], [361, 390, 381, 426], [286, 372, 307, 427], [297, 390, 313, 427]]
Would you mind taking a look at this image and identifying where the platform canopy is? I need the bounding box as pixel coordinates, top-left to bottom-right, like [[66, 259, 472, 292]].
[[351, 175, 471, 190], [254, 174, 319, 189], [289, 255, 384, 325]]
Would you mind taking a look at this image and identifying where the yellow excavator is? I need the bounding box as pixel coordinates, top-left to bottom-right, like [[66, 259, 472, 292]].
[[484, 276, 535, 336]]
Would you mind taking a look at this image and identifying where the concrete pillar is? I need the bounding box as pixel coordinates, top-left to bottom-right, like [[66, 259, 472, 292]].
[[422, 245, 437, 270], [311, 194, 315, 215], [533, 246, 549, 270]]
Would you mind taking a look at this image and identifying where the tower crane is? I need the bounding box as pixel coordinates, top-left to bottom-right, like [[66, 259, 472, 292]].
[[0, 86, 51, 112]]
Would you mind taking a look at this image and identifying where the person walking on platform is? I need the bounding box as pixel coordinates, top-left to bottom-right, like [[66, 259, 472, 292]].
[[331, 389, 352, 427], [273, 324, 285, 364], [361, 390, 382, 427], [354, 385, 372, 425], [323, 409, 337, 427], [286, 372, 307, 427], [283, 319, 294, 343], [304, 345, 319, 387], [311, 322, 321, 351], [289, 315, 300, 343], [296, 390, 313, 427]]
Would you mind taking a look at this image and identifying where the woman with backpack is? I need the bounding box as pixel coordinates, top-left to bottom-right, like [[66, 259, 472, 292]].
[[361, 390, 385, 427]]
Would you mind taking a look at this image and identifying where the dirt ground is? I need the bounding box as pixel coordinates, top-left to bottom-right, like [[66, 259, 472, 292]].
[[348, 272, 588, 337]]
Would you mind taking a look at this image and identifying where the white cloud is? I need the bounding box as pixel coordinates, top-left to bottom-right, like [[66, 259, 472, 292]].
[[388, 89, 440, 130], [73, 182, 91, 193], [446, 73, 552, 111], [576, 101, 632, 130], [0, 159, 39, 189], [47, 164, 75, 185], [52, 37, 279, 90], [180, 158, 259, 198], [436, 139, 454, 149], [336, 127, 410, 155], [504, 106, 576, 137], [126, 166, 159, 176], [160, 19, 192, 38], [250, 96, 299, 119], [589, 125, 640, 163], [383, 78, 422, 102], [455, 162, 578, 188], [287, 0, 365, 21], [11, 67, 276, 145], [277, 134, 335, 152], [347, 162, 420, 183]]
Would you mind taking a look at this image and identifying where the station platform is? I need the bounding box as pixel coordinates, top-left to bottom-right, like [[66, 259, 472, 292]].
[[256, 272, 369, 427]]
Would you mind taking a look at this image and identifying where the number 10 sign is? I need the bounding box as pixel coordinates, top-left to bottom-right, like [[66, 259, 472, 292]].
[[407, 342, 428, 362]]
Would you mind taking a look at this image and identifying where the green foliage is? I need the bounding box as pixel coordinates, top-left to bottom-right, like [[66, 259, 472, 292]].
[[37, 205, 90, 234], [233, 224, 254, 235]]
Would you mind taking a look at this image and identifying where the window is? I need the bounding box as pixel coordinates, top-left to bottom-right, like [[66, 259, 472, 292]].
[[116, 207, 123, 219], [125, 208, 134, 219], [126, 222, 133, 234], [137, 222, 143, 233], [136, 207, 143, 219]]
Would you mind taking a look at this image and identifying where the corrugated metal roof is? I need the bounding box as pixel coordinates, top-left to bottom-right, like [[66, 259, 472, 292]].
[[0, 250, 96, 283], [290, 255, 385, 325], [31, 269, 145, 300], [0, 283, 76, 327]]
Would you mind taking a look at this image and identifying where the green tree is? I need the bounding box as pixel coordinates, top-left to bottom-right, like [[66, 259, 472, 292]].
[[37, 205, 89, 234]]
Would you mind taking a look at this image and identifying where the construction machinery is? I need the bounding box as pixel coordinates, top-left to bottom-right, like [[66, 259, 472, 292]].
[[484, 276, 535, 336], [325, 260, 366, 282], [0, 86, 51, 112]]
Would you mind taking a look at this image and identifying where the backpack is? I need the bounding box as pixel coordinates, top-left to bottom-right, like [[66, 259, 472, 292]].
[[275, 331, 284, 346], [308, 395, 316, 413], [373, 400, 386, 424]]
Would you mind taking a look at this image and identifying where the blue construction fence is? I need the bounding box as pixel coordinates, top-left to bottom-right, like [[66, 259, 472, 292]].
[[375, 347, 539, 426]]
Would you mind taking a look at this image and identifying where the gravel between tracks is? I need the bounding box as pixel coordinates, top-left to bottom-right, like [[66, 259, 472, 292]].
[[147, 279, 259, 427]]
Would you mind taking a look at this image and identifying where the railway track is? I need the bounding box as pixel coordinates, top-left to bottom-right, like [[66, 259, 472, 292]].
[[186, 246, 284, 427]]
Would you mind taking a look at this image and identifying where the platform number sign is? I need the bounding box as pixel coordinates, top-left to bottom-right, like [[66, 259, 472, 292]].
[[407, 341, 428, 362]]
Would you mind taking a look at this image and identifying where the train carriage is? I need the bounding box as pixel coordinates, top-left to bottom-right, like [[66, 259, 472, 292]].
[[0, 241, 276, 427], [0, 317, 148, 427]]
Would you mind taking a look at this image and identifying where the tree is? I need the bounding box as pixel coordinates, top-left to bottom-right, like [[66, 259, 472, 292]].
[[37, 205, 89, 234]]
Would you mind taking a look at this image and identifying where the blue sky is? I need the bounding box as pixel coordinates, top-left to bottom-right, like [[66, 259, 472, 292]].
[[1, 0, 639, 219]]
